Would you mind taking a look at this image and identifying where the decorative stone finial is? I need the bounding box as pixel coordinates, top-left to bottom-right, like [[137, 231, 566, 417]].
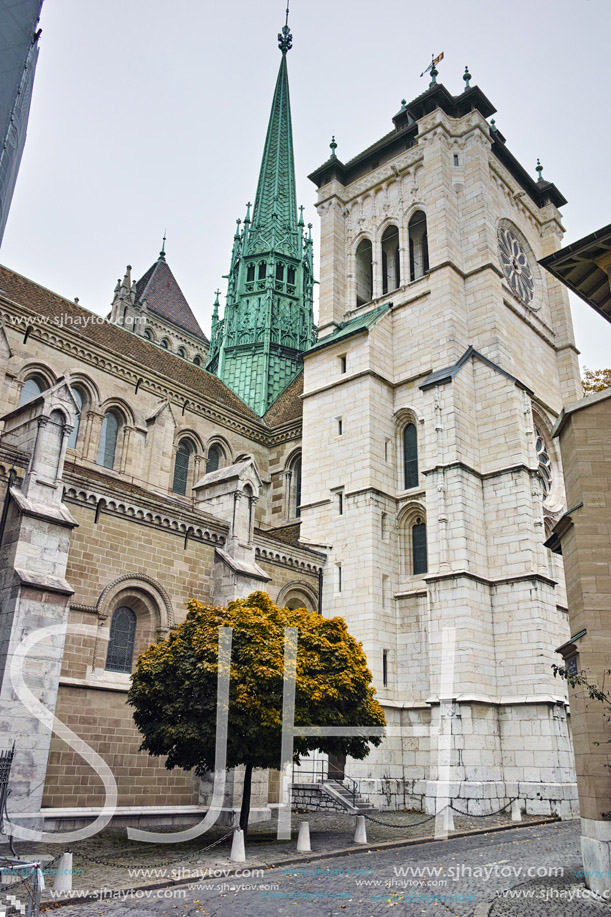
[[298, 204, 304, 227], [536, 158, 544, 182], [278, 1, 292, 53], [463, 65, 471, 89], [329, 135, 337, 158], [400, 99, 407, 109], [159, 231, 166, 261], [490, 118, 497, 133], [244, 202, 251, 223]]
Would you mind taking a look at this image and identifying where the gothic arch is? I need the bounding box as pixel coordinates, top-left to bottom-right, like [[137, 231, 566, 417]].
[[397, 502, 428, 578], [276, 581, 318, 612], [205, 435, 233, 467], [66, 372, 100, 409], [174, 427, 205, 454], [17, 360, 56, 389], [99, 397, 136, 427]]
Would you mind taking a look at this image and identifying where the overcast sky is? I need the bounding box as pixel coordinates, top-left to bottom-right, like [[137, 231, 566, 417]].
[[1, 0, 610, 370]]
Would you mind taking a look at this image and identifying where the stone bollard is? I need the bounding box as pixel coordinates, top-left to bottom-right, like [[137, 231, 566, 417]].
[[53, 852, 73, 893], [230, 828, 246, 863], [435, 806, 454, 836], [354, 815, 367, 845], [297, 821, 311, 853], [511, 800, 522, 822]]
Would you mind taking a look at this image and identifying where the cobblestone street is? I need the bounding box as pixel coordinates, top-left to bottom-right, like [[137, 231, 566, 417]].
[[20, 820, 608, 916]]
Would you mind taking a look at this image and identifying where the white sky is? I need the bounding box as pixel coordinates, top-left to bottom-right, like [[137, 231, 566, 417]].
[[1, 0, 610, 370]]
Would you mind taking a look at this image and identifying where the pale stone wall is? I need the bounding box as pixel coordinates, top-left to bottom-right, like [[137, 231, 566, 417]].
[[301, 97, 581, 814]]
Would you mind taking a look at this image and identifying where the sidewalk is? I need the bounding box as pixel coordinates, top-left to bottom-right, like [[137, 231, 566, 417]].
[[0, 808, 555, 906]]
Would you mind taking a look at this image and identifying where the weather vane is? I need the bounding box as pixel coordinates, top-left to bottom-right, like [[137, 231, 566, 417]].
[[278, 0, 293, 53], [420, 51, 444, 86]]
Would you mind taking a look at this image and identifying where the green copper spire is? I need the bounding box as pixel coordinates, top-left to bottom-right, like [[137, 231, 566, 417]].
[[207, 14, 316, 417]]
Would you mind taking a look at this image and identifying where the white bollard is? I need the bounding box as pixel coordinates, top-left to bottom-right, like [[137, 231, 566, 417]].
[[511, 800, 522, 822], [297, 821, 311, 853], [53, 852, 73, 893], [230, 828, 246, 863], [435, 807, 454, 836], [354, 815, 367, 845]]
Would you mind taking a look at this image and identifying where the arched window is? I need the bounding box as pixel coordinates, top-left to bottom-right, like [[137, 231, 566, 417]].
[[177, 346, 187, 359], [247, 264, 255, 283], [535, 427, 553, 502], [381, 225, 400, 295], [258, 262, 267, 280], [206, 443, 223, 474], [193, 355, 202, 366], [66, 386, 84, 450], [412, 518, 428, 575], [97, 410, 121, 469], [172, 440, 192, 495], [160, 338, 169, 350], [105, 606, 137, 674], [403, 423, 418, 489], [288, 454, 302, 519], [408, 211, 429, 281], [18, 375, 46, 406], [143, 328, 153, 341], [355, 239, 373, 306]]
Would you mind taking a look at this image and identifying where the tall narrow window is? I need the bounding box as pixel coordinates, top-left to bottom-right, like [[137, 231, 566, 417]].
[[336, 563, 342, 593], [408, 211, 429, 281], [290, 454, 302, 518], [173, 440, 192, 495], [412, 518, 428, 575], [275, 262, 284, 281], [105, 606, 137, 674], [381, 225, 400, 295], [403, 423, 418, 489], [355, 239, 373, 306], [247, 264, 255, 283], [258, 262, 267, 280], [383, 649, 389, 687], [381, 512, 388, 540], [337, 418, 343, 436], [206, 444, 222, 474], [97, 410, 120, 469], [338, 492, 343, 515], [66, 387, 84, 450]]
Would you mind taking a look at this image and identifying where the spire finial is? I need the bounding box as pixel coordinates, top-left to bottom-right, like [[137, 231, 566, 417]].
[[463, 65, 471, 89], [329, 135, 337, 158], [490, 118, 497, 133], [298, 204, 304, 227], [159, 230, 166, 261], [536, 158, 544, 182], [278, 0, 293, 53]]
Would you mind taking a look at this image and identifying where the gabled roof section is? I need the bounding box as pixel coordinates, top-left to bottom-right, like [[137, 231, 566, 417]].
[[135, 257, 208, 342], [420, 345, 534, 395], [262, 370, 303, 427], [540, 223, 611, 324], [304, 303, 391, 356], [0, 264, 259, 421]]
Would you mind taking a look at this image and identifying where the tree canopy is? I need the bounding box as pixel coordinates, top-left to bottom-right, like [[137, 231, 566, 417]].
[[128, 591, 385, 829], [582, 367, 611, 395]]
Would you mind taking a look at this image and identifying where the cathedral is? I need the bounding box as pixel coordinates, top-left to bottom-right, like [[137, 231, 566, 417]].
[[0, 19, 583, 835]]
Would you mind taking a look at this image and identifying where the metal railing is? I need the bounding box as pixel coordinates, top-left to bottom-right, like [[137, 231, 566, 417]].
[[0, 859, 42, 916], [291, 759, 360, 806], [0, 744, 16, 856]]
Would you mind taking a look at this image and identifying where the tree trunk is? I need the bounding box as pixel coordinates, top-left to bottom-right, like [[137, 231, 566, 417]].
[[239, 762, 253, 834]]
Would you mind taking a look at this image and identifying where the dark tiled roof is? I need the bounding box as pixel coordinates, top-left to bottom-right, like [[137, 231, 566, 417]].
[[0, 264, 260, 423], [262, 523, 303, 548], [304, 302, 390, 355], [262, 371, 303, 427], [135, 258, 208, 342]]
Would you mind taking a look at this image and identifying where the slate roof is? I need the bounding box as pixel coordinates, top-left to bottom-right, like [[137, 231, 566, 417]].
[[135, 258, 208, 342], [304, 302, 391, 356], [262, 371, 303, 427], [0, 264, 259, 422]]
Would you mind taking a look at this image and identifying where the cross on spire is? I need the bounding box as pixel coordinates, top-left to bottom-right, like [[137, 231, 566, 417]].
[[278, 0, 292, 53], [159, 230, 167, 261]]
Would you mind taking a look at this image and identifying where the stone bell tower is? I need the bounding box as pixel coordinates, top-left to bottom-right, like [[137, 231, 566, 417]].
[[299, 62, 582, 816]]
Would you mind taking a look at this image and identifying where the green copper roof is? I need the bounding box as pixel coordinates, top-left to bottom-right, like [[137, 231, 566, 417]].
[[304, 303, 391, 355], [207, 22, 316, 417], [247, 52, 297, 257]]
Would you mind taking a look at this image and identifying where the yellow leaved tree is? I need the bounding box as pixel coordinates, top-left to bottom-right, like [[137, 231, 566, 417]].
[[582, 367, 611, 395], [128, 591, 385, 832]]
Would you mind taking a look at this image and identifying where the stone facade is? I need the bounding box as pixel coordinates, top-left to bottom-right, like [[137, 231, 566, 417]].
[[299, 82, 582, 816]]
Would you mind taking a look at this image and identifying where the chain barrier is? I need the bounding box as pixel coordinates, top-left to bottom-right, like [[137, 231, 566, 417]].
[[70, 828, 235, 870]]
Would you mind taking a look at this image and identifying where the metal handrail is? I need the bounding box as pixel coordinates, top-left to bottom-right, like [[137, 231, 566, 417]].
[[291, 759, 360, 806], [0, 742, 16, 856]]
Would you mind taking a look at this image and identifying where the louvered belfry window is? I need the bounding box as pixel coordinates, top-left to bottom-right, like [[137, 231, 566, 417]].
[[403, 423, 418, 489], [172, 440, 191, 495], [412, 519, 428, 575], [105, 606, 137, 673]]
